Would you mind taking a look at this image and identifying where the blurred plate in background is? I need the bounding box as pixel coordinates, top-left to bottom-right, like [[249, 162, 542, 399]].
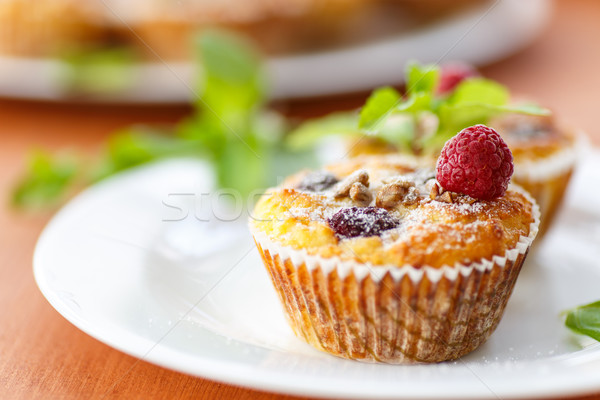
[[0, 0, 550, 103]]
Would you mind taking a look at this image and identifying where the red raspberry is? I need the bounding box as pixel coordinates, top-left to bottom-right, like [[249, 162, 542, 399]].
[[437, 63, 479, 94], [436, 125, 513, 200]]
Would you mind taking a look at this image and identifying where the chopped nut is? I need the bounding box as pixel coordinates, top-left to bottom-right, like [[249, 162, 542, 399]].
[[438, 191, 454, 203], [395, 178, 415, 189], [429, 182, 440, 200], [402, 186, 419, 205], [462, 197, 477, 205], [376, 182, 412, 209], [349, 182, 373, 206], [334, 169, 369, 199]]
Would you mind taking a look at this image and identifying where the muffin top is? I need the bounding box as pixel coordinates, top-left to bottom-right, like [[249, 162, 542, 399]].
[[489, 113, 576, 163], [250, 155, 537, 269]]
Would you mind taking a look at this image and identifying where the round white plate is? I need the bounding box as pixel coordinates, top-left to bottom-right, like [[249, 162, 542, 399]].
[[1, 0, 549, 103], [34, 150, 600, 399]]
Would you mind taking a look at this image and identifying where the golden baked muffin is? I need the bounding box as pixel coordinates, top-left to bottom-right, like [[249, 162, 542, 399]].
[[250, 126, 539, 363]]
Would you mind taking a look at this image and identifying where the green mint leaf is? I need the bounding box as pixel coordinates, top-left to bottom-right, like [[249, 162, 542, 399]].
[[448, 78, 509, 106], [215, 134, 265, 197], [13, 31, 283, 211], [286, 112, 359, 150], [396, 92, 434, 114], [406, 62, 439, 95], [565, 300, 600, 342], [12, 150, 79, 208], [438, 102, 499, 134], [358, 86, 401, 130], [175, 115, 228, 158], [196, 30, 265, 119]]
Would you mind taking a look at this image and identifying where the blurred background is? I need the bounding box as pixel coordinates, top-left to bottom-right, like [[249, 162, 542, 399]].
[[2, 0, 600, 398], [0, 0, 552, 101], [2, 0, 598, 208]]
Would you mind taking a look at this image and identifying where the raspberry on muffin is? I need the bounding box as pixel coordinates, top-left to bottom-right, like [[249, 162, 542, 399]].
[[436, 124, 514, 200]]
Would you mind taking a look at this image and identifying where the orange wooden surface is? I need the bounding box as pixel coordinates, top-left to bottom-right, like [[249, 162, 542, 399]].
[[1, 1, 600, 399]]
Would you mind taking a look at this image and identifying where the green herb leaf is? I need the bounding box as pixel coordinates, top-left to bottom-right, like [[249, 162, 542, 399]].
[[447, 78, 509, 106], [196, 30, 265, 120], [215, 134, 265, 197], [396, 92, 434, 114], [406, 62, 439, 95], [358, 86, 401, 130], [12, 150, 79, 208], [565, 301, 600, 342], [13, 30, 288, 210], [286, 112, 358, 150]]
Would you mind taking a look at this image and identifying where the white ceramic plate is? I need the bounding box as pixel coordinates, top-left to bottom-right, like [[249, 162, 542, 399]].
[[34, 150, 600, 399], [1, 0, 549, 103]]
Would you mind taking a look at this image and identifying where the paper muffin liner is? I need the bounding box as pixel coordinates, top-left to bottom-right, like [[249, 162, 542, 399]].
[[250, 188, 540, 364], [512, 135, 580, 238]]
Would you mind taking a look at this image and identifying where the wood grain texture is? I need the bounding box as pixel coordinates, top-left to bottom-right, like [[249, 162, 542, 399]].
[[1, 1, 599, 399]]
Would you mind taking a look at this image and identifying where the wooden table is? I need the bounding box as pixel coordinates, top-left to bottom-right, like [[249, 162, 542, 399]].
[[1, 1, 599, 399]]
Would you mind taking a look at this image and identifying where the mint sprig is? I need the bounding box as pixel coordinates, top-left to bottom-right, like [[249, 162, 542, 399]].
[[565, 301, 600, 342], [289, 62, 551, 155], [12, 31, 306, 209], [360, 63, 550, 154]]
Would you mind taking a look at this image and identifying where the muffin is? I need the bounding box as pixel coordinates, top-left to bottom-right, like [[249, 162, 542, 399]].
[[250, 128, 539, 363], [0, 0, 486, 61], [489, 113, 578, 237], [114, 0, 372, 60], [0, 0, 107, 57]]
